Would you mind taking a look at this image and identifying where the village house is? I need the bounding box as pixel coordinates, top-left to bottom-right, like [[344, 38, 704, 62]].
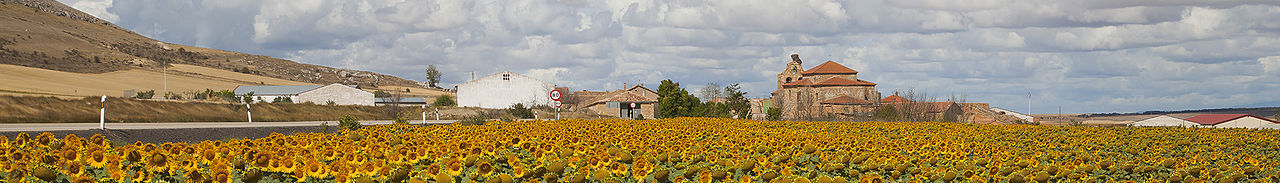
[[456, 71, 555, 109], [772, 54, 881, 119], [573, 84, 659, 119], [234, 83, 374, 106]]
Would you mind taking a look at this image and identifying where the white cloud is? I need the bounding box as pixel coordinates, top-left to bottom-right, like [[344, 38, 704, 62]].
[[66, 0, 118, 22], [59, 0, 1280, 113]]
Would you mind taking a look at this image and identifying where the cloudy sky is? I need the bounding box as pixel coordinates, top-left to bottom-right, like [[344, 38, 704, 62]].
[[59, 0, 1280, 114]]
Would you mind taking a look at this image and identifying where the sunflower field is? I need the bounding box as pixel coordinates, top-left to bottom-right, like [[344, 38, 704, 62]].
[[2, 117, 1279, 183]]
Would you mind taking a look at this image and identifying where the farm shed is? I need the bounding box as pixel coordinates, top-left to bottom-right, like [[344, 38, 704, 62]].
[[234, 83, 374, 106], [456, 71, 555, 109], [1186, 114, 1280, 129], [1131, 115, 1199, 127]]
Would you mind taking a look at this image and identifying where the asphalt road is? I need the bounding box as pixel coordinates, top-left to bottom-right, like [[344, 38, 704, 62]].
[[0, 120, 457, 132]]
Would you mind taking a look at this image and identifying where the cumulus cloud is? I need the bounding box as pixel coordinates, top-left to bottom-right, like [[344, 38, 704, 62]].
[[57, 0, 1280, 113]]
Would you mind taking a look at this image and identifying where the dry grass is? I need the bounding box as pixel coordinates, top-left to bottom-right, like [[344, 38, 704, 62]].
[[0, 64, 312, 97], [0, 95, 614, 123], [0, 95, 388, 123]]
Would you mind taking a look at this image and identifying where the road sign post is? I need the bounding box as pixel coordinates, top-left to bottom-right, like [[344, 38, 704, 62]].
[[550, 90, 562, 121], [100, 96, 106, 129]]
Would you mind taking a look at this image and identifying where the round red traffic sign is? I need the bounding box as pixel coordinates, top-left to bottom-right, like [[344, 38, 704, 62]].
[[630, 102, 637, 108], [550, 90, 561, 101], [553, 100, 563, 108]]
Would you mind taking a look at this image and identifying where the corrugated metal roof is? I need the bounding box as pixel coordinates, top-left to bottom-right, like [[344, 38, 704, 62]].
[[1186, 114, 1279, 125], [234, 85, 323, 95]]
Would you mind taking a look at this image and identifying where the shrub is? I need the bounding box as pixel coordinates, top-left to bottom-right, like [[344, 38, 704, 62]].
[[433, 95, 455, 107], [373, 91, 391, 98], [394, 112, 411, 125], [327, 100, 336, 105], [338, 115, 360, 131], [241, 92, 255, 104], [134, 90, 155, 99], [766, 107, 781, 121], [508, 103, 534, 119], [458, 115, 487, 125], [164, 91, 182, 100]]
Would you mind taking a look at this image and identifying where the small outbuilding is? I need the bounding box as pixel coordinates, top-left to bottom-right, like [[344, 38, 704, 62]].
[[1186, 114, 1280, 129], [234, 83, 374, 106], [1131, 115, 1199, 127]]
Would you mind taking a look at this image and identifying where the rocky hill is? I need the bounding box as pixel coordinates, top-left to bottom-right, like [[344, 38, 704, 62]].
[[0, 0, 424, 89]]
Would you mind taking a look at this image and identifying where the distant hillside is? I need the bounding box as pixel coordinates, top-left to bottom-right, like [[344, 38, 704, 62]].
[[1082, 107, 1280, 118], [0, 0, 426, 89]]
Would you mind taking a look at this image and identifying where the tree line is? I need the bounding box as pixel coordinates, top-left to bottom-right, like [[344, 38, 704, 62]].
[[654, 79, 751, 119]]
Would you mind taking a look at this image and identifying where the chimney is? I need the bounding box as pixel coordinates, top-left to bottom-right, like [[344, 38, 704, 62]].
[[791, 54, 802, 64]]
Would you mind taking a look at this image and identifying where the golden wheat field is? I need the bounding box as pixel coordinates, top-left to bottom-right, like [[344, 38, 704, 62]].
[[2, 118, 1278, 183]]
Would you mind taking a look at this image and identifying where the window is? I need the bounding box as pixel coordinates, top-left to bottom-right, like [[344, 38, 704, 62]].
[[502, 74, 510, 81], [786, 77, 792, 83], [791, 67, 798, 74]]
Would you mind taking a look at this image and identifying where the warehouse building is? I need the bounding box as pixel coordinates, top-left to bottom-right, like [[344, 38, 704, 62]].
[[1186, 114, 1280, 129], [233, 83, 374, 106], [456, 71, 555, 109], [1131, 115, 1199, 127]]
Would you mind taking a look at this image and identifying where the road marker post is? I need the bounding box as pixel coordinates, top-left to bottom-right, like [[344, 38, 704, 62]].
[[100, 96, 106, 129], [246, 103, 252, 123], [435, 107, 440, 120], [421, 105, 426, 124]]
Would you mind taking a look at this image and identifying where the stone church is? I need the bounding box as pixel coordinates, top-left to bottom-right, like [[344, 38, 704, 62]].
[[772, 54, 881, 119]]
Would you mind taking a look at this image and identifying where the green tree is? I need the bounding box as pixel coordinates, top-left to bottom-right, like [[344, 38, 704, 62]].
[[767, 107, 782, 121], [656, 80, 702, 118], [433, 95, 455, 107], [723, 84, 750, 119], [425, 65, 442, 88]]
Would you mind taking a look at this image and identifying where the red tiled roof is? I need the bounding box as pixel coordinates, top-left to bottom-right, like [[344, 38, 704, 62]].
[[812, 77, 876, 86], [802, 61, 859, 75], [821, 96, 875, 105], [1186, 114, 1279, 125], [881, 94, 911, 103]]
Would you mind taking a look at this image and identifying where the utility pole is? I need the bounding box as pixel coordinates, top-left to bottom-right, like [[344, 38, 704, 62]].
[[1027, 92, 1031, 115], [163, 59, 167, 98]]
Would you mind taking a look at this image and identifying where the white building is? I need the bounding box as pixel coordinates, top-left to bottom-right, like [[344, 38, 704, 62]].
[[456, 71, 554, 109], [991, 107, 1035, 123], [233, 83, 374, 106], [1187, 114, 1280, 129], [1131, 115, 1199, 127]]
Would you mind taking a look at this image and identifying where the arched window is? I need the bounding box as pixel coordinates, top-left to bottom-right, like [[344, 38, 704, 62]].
[[791, 67, 798, 74], [786, 77, 792, 83]]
